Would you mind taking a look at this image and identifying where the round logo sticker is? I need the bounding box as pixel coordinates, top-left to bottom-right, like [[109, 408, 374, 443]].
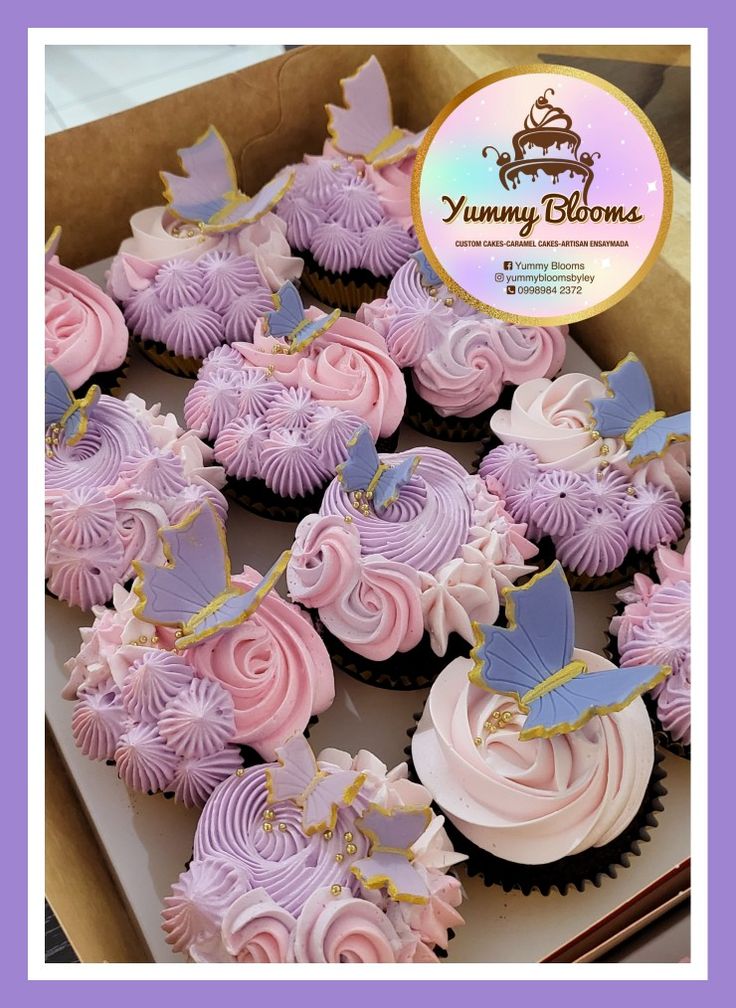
[[412, 65, 672, 324]]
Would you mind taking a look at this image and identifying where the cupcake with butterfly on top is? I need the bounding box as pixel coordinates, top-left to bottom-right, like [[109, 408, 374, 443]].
[[608, 543, 691, 759], [358, 252, 568, 442], [184, 280, 406, 522], [107, 127, 301, 378], [63, 504, 335, 805], [163, 734, 465, 962], [475, 353, 690, 590], [44, 366, 227, 611], [411, 562, 670, 895], [286, 425, 538, 690], [274, 56, 425, 313], [46, 227, 130, 397]]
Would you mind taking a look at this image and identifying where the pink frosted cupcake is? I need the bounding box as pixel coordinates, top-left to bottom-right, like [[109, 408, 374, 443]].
[[63, 506, 335, 804], [477, 356, 690, 589], [275, 56, 425, 311], [610, 544, 691, 756], [163, 735, 465, 961], [45, 367, 227, 611], [107, 126, 301, 377], [287, 429, 538, 689], [45, 227, 129, 395], [183, 282, 406, 521], [360, 253, 568, 441]]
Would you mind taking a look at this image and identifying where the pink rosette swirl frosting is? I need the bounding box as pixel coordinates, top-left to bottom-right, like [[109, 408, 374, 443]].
[[413, 654, 654, 863], [71, 680, 126, 761], [108, 207, 301, 301], [291, 889, 401, 963], [364, 155, 415, 229], [487, 321, 567, 385], [222, 890, 297, 963], [239, 309, 405, 440], [185, 567, 334, 759], [45, 256, 129, 390]]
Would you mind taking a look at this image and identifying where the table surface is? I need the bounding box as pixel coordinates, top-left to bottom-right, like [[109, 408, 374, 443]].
[[45, 260, 691, 964]]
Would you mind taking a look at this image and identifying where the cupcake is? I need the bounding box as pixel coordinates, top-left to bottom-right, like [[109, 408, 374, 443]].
[[610, 544, 691, 756], [44, 366, 227, 610], [162, 735, 465, 962], [359, 253, 568, 441], [411, 562, 670, 894], [274, 56, 425, 311], [286, 426, 538, 689], [63, 505, 335, 804], [107, 126, 301, 377], [184, 281, 406, 521], [477, 354, 690, 589], [45, 226, 130, 396]]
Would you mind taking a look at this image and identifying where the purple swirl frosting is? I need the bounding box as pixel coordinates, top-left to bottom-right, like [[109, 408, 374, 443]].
[[480, 443, 686, 578], [45, 392, 227, 610], [122, 251, 273, 359], [72, 679, 126, 761], [275, 151, 418, 276]]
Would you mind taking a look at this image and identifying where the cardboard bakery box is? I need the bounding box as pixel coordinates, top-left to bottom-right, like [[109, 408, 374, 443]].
[[44, 42, 691, 964]]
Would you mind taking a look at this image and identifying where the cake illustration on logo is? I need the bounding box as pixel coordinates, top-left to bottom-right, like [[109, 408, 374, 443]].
[[483, 88, 601, 204]]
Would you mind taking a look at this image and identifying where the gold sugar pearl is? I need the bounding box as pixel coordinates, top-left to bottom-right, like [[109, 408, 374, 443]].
[[175, 630, 183, 638], [443, 297, 454, 307], [365, 491, 373, 501], [502, 712, 512, 722], [627, 486, 637, 496], [599, 444, 610, 455], [331, 884, 342, 895], [278, 823, 287, 832], [264, 809, 274, 820], [428, 287, 437, 298], [235, 768, 245, 777], [151, 636, 158, 644], [344, 515, 353, 524], [343, 832, 353, 842], [263, 822, 273, 833], [599, 461, 609, 470], [335, 853, 344, 863], [483, 721, 495, 732], [346, 843, 357, 856], [590, 430, 601, 441], [474, 737, 483, 746], [492, 710, 501, 720], [331, 162, 341, 171], [323, 829, 334, 841]]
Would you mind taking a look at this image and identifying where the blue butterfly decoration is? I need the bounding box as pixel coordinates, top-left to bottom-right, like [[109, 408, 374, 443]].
[[470, 562, 671, 740], [133, 503, 291, 649], [337, 426, 420, 514], [264, 281, 340, 354], [589, 353, 691, 467], [411, 250, 443, 289], [45, 365, 100, 451]]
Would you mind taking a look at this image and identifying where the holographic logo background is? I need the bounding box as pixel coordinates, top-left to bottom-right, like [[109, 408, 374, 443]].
[[413, 66, 671, 324]]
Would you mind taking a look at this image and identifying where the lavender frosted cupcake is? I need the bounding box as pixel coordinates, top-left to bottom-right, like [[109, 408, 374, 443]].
[[107, 126, 301, 377], [286, 428, 538, 689], [162, 736, 465, 962], [359, 253, 568, 442], [477, 355, 690, 590], [609, 544, 691, 757], [275, 56, 425, 311], [183, 283, 406, 521]]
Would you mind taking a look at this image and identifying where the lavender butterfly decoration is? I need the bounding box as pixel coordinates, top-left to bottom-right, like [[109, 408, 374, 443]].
[[160, 125, 294, 233], [264, 281, 340, 354], [265, 735, 366, 835], [589, 353, 691, 467], [132, 504, 290, 648], [352, 805, 431, 904], [337, 426, 420, 513], [45, 365, 100, 449], [470, 562, 671, 740], [326, 55, 427, 167], [45, 225, 62, 265]]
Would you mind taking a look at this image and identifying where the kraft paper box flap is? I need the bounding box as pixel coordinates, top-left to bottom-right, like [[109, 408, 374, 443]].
[[45, 43, 690, 413]]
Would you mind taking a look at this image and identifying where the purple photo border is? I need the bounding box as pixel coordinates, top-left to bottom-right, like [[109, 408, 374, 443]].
[[14, 1, 724, 1001]]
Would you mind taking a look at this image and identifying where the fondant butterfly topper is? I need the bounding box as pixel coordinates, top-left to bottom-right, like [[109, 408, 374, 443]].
[[45, 365, 100, 452], [470, 562, 671, 741], [411, 250, 443, 290], [45, 225, 62, 265], [264, 281, 340, 354], [265, 734, 366, 836], [352, 804, 431, 905], [160, 125, 294, 234], [132, 503, 291, 649], [326, 55, 427, 168], [589, 353, 691, 467], [337, 426, 420, 515]]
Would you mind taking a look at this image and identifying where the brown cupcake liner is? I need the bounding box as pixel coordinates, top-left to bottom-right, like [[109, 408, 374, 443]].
[[219, 428, 401, 524], [605, 603, 691, 761], [403, 376, 515, 444], [404, 714, 668, 896], [132, 332, 202, 378], [298, 249, 389, 313]]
